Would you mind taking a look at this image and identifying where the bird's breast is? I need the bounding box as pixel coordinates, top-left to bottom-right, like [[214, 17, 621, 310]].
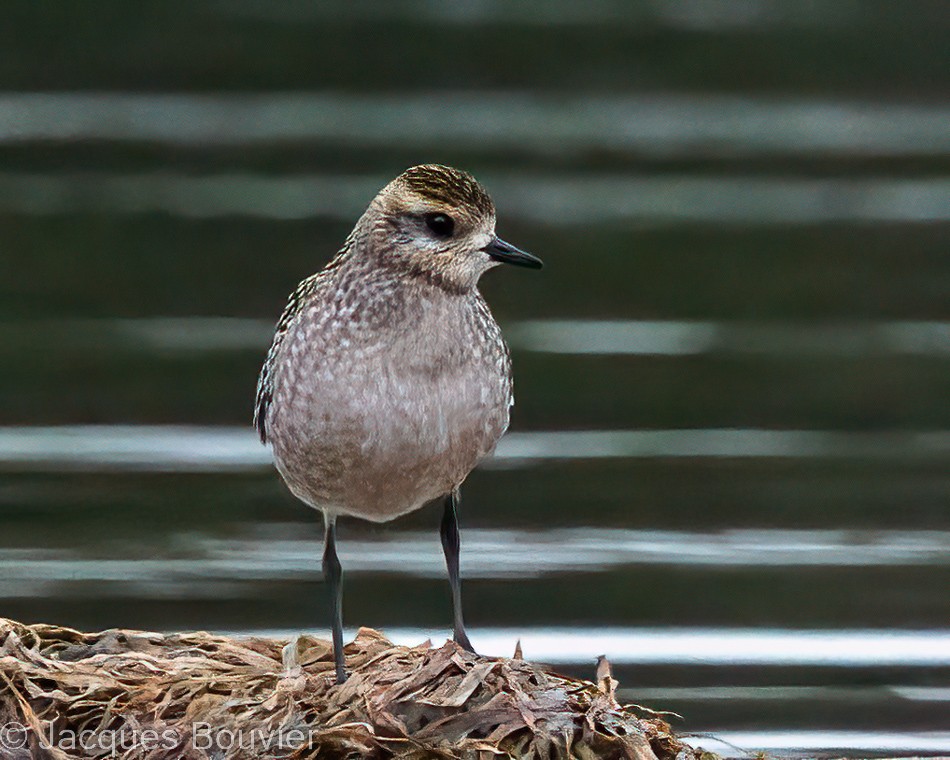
[[267, 294, 510, 520]]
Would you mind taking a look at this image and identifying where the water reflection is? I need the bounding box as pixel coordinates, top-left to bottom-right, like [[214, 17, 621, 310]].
[[2, 172, 948, 224], [218, 0, 853, 30], [3, 93, 948, 156], [209, 627, 950, 668], [5, 318, 950, 357], [511, 319, 950, 357], [1, 425, 947, 471], [1, 527, 948, 598], [684, 731, 950, 756]]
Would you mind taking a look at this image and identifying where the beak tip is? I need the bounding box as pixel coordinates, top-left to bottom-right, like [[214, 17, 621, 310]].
[[485, 236, 543, 271]]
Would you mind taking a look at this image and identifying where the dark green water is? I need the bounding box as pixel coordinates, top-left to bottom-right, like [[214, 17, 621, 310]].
[[1, 2, 949, 755]]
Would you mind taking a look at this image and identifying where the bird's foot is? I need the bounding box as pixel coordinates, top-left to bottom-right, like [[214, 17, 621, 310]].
[[453, 629, 476, 654]]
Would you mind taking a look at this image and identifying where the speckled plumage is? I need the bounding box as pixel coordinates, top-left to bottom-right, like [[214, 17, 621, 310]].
[[254, 165, 525, 522], [255, 164, 541, 683]]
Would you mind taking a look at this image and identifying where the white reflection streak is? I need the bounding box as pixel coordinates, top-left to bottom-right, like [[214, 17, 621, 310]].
[[200, 527, 950, 574], [1, 528, 948, 595], [682, 730, 950, 754], [223, 627, 950, 667], [7, 318, 950, 357], [1, 93, 948, 156], [0, 426, 948, 471], [218, 0, 849, 30], [0, 172, 947, 224], [509, 320, 950, 357]]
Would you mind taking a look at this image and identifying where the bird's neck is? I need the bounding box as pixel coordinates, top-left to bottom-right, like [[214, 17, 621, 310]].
[[336, 246, 473, 298]]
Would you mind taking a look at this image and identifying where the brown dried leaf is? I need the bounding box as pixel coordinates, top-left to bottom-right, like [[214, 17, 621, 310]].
[[0, 617, 703, 760], [418, 661, 496, 708]]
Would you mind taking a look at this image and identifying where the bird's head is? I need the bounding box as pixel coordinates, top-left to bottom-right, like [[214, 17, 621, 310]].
[[360, 164, 542, 293]]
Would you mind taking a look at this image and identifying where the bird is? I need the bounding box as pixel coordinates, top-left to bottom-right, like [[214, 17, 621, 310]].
[[254, 164, 542, 684]]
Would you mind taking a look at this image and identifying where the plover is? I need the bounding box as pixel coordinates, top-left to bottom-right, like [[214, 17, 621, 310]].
[[254, 164, 542, 683]]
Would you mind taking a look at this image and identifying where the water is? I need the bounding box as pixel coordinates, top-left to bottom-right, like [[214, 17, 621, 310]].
[[1, 2, 949, 756], [3, 93, 950, 156]]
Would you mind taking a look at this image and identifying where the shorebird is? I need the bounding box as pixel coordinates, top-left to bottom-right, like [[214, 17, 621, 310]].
[[254, 164, 542, 683]]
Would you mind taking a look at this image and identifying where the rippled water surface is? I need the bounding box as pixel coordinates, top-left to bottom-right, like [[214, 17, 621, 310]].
[[1, 2, 949, 755]]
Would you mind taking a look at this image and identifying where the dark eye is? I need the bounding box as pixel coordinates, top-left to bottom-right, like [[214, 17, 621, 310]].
[[424, 213, 455, 238]]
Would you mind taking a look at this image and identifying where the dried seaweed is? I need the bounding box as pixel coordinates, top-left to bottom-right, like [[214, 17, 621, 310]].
[[0, 618, 703, 760]]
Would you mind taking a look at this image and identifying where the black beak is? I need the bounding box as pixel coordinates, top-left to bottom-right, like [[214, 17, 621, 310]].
[[484, 237, 543, 269]]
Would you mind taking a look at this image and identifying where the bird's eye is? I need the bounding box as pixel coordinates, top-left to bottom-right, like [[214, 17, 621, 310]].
[[423, 213, 455, 238]]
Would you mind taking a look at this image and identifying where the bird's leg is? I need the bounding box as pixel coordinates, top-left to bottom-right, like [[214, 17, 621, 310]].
[[440, 489, 475, 652], [322, 512, 346, 684]]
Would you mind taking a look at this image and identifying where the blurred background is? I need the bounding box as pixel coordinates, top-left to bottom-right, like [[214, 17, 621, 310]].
[[1, 1, 949, 755]]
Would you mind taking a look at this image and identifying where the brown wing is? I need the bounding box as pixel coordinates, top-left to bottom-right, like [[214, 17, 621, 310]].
[[254, 234, 356, 444], [253, 272, 324, 443]]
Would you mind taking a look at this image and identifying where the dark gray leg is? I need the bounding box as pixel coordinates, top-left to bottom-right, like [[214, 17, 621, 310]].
[[322, 512, 346, 683], [440, 489, 475, 652]]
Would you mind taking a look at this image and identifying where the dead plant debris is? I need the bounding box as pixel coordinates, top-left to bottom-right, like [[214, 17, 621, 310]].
[[0, 618, 706, 759]]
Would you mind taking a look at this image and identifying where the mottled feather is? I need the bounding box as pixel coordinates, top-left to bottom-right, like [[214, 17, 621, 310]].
[[254, 164, 525, 522], [254, 246, 348, 443]]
